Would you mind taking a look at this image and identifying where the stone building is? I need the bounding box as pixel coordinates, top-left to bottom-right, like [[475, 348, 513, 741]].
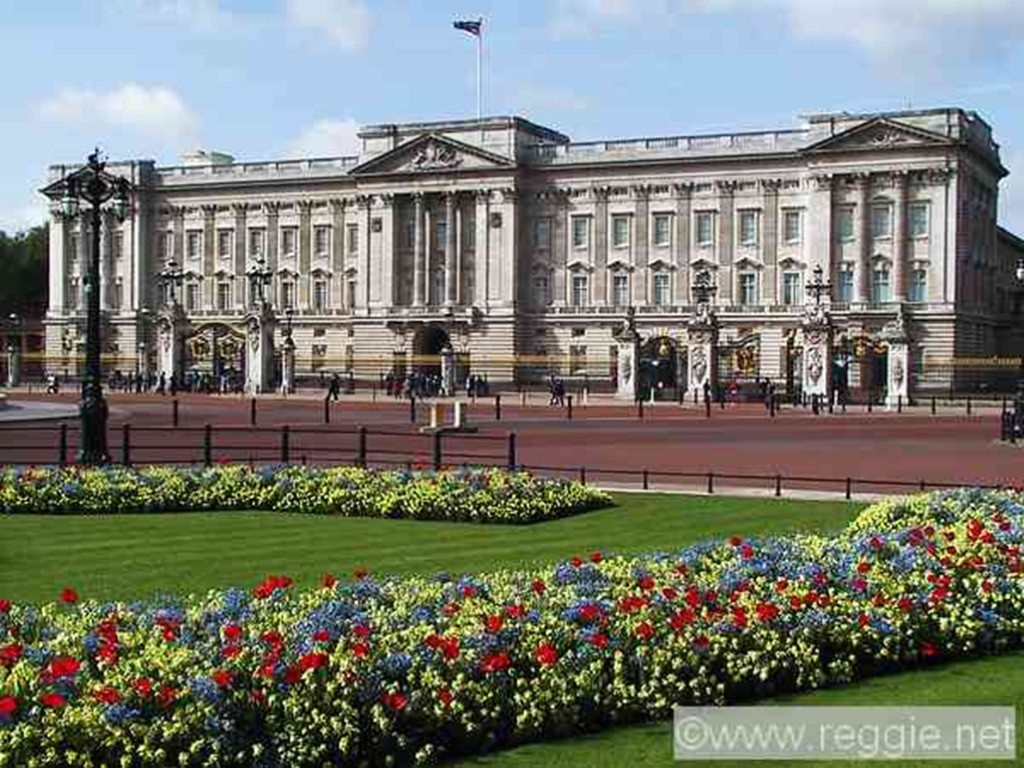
[[43, 107, 1024, 397]]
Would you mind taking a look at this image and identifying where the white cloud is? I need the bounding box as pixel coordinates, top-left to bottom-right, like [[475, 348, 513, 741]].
[[284, 0, 370, 50], [549, 0, 1024, 64], [37, 84, 199, 144], [283, 118, 361, 158]]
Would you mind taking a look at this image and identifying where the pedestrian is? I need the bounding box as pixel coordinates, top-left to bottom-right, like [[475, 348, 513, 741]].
[[328, 372, 341, 401]]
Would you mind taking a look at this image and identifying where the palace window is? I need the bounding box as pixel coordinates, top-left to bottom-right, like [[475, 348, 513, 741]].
[[404, 221, 415, 248], [612, 273, 629, 308], [217, 229, 233, 261], [112, 231, 124, 260], [186, 230, 202, 261], [695, 212, 715, 247], [738, 210, 759, 246], [160, 231, 173, 261], [110, 281, 123, 311], [68, 279, 79, 310], [871, 267, 891, 303], [571, 274, 589, 307], [185, 282, 199, 312], [346, 279, 356, 310], [612, 215, 631, 249], [347, 224, 359, 254], [216, 282, 231, 312], [837, 268, 854, 302], [909, 268, 927, 302], [782, 210, 802, 244], [435, 219, 447, 251], [569, 344, 587, 374], [782, 271, 803, 306], [281, 280, 296, 310], [248, 228, 265, 259], [314, 225, 331, 257], [571, 216, 589, 249], [280, 226, 297, 258], [837, 206, 855, 243], [739, 272, 758, 306], [313, 280, 328, 312], [533, 217, 551, 250], [433, 271, 445, 303], [311, 344, 327, 371], [653, 273, 670, 307], [653, 214, 671, 247], [871, 203, 892, 239], [532, 275, 550, 308], [68, 233, 80, 265], [909, 203, 929, 238]]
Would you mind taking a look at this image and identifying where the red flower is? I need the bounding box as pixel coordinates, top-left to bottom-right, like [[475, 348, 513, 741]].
[[352, 642, 370, 659], [223, 624, 242, 642], [531, 579, 546, 595], [437, 688, 453, 707], [921, 641, 939, 657], [755, 602, 780, 623], [661, 586, 678, 601], [222, 644, 240, 659], [485, 615, 504, 633], [259, 661, 276, 679], [982, 580, 994, 594], [635, 621, 655, 640], [60, 588, 78, 604], [299, 652, 329, 671], [251, 689, 266, 705], [669, 609, 695, 632], [132, 678, 153, 698], [587, 632, 608, 649], [535, 643, 559, 666], [44, 656, 80, 682], [383, 691, 408, 711], [856, 561, 871, 574], [211, 669, 233, 688], [353, 624, 372, 639], [728, 536, 742, 547], [740, 544, 754, 560], [775, 578, 788, 593], [637, 575, 655, 591], [579, 604, 601, 622], [40, 692, 65, 708], [260, 631, 283, 647], [0, 601, 11, 614], [0, 643, 22, 667], [353, 566, 369, 580], [898, 598, 913, 613], [460, 585, 477, 598], [312, 629, 330, 642], [0, 696, 16, 717], [571, 556, 583, 568], [732, 607, 748, 629], [440, 637, 460, 660], [693, 634, 710, 650], [442, 602, 461, 616], [162, 628, 177, 642], [284, 666, 301, 684], [504, 604, 524, 619], [321, 573, 338, 589], [589, 551, 603, 563], [92, 687, 121, 705], [253, 575, 293, 599], [858, 613, 870, 627], [480, 652, 511, 674]]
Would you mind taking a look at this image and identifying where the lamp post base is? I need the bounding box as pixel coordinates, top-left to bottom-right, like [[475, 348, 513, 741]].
[[77, 381, 109, 465]]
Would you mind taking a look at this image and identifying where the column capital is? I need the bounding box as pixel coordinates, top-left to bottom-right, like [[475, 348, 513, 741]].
[[672, 181, 694, 198], [759, 178, 783, 192], [630, 183, 651, 200], [473, 188, 491, 203], [812, 173, 835, 191], [378, 193, 395, 208], [297, 199, 316, 213], [200, 203, 219, 217], [261, 201, 281, 216], [356, 194, 375, 209], [231, 202, 249, 215], [714, 179, 738, 194]]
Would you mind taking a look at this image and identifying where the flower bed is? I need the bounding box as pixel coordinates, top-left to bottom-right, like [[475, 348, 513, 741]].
[[0, 465, 611, 524], [0, 488, 1022, 766]]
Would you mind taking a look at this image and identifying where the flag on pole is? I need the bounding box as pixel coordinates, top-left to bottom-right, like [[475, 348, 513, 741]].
[[453, 18, 482, 36]]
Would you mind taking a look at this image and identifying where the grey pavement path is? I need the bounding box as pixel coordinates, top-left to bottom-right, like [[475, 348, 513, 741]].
[[0, 400, 78, 422]]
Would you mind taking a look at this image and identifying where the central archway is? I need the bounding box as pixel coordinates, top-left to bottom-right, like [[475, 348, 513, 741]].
[[412, 324, 451, 376], [639, 335, 679, 400]]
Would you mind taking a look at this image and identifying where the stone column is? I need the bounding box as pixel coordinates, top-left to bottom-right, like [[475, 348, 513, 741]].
[[298, 200, 313, 310], [716, 181, 735, 303], [359, 195, 373, 314], [613, 310, 640, 400], [244, 302, 276, 394], [810, 174, 834, 291], [893, 171, 908, 302], [762, 179, 781, 304], [156, 303, 187, 384], [801, 307, 832, 401], [281, 335, 295, 394], [687, 315, 718, 398], [882, 307, 910, 408], [446, 192, 457, 305], [232, 204, 247, 312], [633, 185, 649, 304], [48, 215, 66, 315], [856, 174, 871, 303], [413, 193, 425, 306], [378, 194, 395, 308], [202, 205, 216, 311], [475, 190, 490, 309], [329, 198, 346, 311], [674, 183, 692, 303], [554, 190, 569, 307], [593, 187, 609, 306], [454, 197, 463, 304]]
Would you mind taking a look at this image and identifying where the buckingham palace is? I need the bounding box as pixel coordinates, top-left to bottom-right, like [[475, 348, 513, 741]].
[[43, 107, 1024, 398]]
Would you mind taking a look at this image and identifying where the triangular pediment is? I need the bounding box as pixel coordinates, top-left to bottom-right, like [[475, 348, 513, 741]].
[[802, 118, 953, 153], [349, 133, 513, 176]]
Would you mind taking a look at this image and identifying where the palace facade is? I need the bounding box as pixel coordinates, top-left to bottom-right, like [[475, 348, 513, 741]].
[[44, 107, 1024, 395]]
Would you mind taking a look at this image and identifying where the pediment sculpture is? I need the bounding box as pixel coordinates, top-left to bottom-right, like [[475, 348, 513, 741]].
[[412, 140, 462, 171]]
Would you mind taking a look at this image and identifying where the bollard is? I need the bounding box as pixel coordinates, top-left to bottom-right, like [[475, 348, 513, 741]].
[[495, 393, 501, 422], [707, 471, 714, 494], [845, 477, 852, 501], [775, 473, 782, 497], [567, 394, 573, 421], [58, 424, 68, 467], [454, 402, 465, 430], [677, 386, 684, 405], [828, 396, 834, 414], [372, 384, 377, 403], [409, 395, 417, 424], [841, 400, 846, 414], [172, 398, 179, 427], [867, 398, 873, 414], [693, 390, 698, 405], [637, 398, 644, 421], [324, 396, 330, 424], [931, 395, 936, 415], [967, 397, 972, 416], [430, 403, 440, 430], [579, 466, 586, 484], [705, 396, 711, 419], [280, 425, 290, 464], [507, 432, 517, 470], [250, 397, 257, 426], [919, 479, 926, 492], [520, 390, 526, 407], [432, 431, 442, 471], [122, 424, 131, 467], [203, 424, 212, 467], [642, 469, 649, 490], [897, 394, 903, 414], [358, 426, 368, 467]]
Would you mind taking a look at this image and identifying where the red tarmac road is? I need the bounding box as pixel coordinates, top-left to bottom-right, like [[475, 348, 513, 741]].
[[0, 393, 1019, 494]]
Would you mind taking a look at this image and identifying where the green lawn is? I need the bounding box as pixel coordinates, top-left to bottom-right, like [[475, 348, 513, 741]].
[[0, 493, 860, 603]]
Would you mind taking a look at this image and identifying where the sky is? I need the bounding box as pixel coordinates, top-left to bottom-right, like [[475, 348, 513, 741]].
[[3, 0, 1024, 235]]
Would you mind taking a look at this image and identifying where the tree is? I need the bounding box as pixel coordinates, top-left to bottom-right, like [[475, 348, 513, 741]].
[[0, 225, 48, 317]]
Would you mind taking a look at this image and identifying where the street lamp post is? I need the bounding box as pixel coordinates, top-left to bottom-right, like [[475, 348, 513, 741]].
[[1013, 259, 1024, 435], [42, 149, 131, 465], [5, 314, 20, 388]]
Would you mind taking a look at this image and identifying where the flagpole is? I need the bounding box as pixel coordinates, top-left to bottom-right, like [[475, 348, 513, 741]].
[[476, 18, 483, 122]]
